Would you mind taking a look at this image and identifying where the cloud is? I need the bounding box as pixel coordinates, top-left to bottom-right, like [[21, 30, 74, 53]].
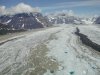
[[0, 3, 41, 15], [56, 10, 75, 16], [46, 10, 75, 17], [42, 0, 100, 10], [0, 6, 6, 14]]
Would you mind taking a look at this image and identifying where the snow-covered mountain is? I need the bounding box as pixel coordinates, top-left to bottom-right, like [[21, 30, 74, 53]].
[[0, 12, 52, 30], [47, 13, 94, 25]]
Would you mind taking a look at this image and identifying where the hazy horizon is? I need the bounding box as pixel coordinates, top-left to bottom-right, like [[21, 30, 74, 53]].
[[0, 0, 100, 17]]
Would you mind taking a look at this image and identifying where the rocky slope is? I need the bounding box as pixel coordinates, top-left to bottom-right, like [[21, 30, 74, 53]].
[[94, 16, 100, 24], [0, 12, 52, 30]]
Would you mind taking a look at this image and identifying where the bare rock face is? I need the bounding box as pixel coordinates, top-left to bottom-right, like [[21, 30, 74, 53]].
[[0, 12, 52, 30], [95, 16, 100, 24]]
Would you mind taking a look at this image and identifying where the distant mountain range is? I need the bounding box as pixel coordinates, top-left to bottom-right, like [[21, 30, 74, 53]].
[[46, 13, 97, 25], [0, 12, 100, 32], [0, 12, 52, 30]]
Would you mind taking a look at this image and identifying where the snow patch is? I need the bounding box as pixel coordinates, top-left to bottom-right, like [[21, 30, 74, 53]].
[[4, 19, 12, 24]]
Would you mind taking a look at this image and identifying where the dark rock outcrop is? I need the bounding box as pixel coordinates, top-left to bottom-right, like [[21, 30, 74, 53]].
[[0, 23, 26, 35], [75, 27, 100, 52], [94, 16, 100, 24]]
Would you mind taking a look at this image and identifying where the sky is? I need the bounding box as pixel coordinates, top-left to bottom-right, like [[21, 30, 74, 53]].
[[0, 0, 100, 16]]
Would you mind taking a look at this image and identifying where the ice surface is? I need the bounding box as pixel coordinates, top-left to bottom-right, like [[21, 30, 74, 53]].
[[45, 25, 100, 75], [0, 27, 62, 75], [0, 25, 100, 75]]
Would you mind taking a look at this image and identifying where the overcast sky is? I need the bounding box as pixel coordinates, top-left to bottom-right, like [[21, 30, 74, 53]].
[[0, 0, 100, 16]]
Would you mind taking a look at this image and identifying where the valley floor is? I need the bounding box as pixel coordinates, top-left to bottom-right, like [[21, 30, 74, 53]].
[[0, 24, 100, 75]]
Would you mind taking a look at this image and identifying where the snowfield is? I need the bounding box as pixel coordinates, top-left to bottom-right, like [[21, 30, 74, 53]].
[[0, 24, 100, 75]]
